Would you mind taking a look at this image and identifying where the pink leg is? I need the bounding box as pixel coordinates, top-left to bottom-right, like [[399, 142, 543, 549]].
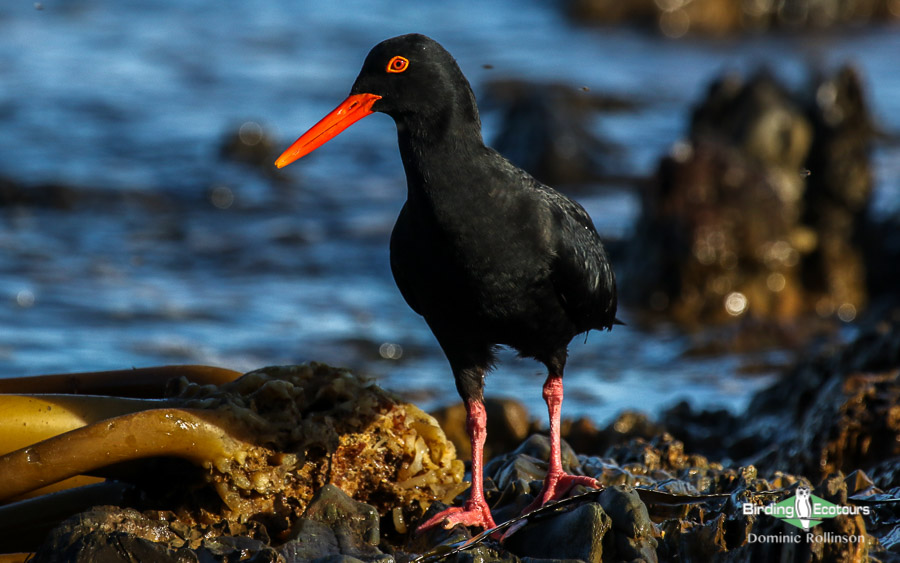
[[416, 399, 497, 532], [528, 375, 598, 508]]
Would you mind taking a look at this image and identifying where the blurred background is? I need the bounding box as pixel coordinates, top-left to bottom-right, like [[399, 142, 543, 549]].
[[1, 0, 898, 423]]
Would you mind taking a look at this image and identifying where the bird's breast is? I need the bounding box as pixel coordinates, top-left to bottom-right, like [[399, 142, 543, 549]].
[[390, 193, 561, 335]]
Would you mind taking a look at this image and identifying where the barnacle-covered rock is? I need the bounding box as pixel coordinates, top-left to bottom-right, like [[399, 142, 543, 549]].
[[3, 363, 464, 557], [167, 363, 466, 528]]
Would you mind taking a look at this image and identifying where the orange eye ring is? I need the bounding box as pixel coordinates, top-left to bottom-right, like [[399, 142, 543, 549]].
[[386, 56, 409, 74]]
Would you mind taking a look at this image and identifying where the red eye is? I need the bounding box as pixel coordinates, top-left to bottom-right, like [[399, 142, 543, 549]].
[[387, 56, 409, 74]]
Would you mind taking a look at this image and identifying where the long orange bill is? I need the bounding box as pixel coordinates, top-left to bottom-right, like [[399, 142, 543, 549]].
[[274, 92, 382, 168]]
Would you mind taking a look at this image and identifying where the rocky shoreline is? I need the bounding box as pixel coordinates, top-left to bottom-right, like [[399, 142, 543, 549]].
[[13, 314, 897, 562]]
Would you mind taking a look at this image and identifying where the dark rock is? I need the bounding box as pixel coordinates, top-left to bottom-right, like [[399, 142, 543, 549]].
[[725, 320, 900, 480], [32, 507, 182, 563], [280, 484, 390, 562], [690, 70, 812, 170], [597, 486, 659, 562], [624, 65, 875, 328], [634, 317, 897, 561], [195, 536, 280, 562], [605, 433, 711, 475], [309, 556, 367, 563], [484, 434, 584, 493], [625, 138, 810, 326], [303, 484, 381, 546], [483, 79, 627, 185], [401, 512, 471, 557], [281, 519, 341, 560], [32, 505, 284, 562], [505, 502, 612, 562], [800, 65, 873, 319]]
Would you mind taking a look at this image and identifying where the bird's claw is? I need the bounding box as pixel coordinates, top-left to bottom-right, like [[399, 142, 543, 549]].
[[534, 472, 599, 506], [416, 502, 497, 534]]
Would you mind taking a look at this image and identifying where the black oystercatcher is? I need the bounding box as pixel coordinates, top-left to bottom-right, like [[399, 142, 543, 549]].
[[275, 34, 618, 532]]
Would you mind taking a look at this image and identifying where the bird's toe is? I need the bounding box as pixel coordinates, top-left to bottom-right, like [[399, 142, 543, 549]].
[[523, 472, 600, 515], [415, 501, 497, 534]]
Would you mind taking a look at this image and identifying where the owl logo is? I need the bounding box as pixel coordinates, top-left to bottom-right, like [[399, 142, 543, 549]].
[[794, 486, 813, 530]]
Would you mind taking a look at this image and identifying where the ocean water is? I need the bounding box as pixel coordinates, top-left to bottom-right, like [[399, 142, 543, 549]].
[[1, 0, 898, 423]]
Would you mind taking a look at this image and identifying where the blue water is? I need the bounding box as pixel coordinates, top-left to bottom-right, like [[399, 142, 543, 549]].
[[1, 0, 898, 423]]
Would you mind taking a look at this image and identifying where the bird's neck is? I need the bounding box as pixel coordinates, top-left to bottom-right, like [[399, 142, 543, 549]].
[[394, 105, 486, 203]]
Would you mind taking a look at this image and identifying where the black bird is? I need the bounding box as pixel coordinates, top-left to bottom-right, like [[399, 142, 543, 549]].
[[275, 34, 618, 532]]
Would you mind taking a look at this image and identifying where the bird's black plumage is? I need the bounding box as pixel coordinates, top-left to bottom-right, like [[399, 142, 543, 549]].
[[276, 33, 618, 532], [365, 35, 618, 400]]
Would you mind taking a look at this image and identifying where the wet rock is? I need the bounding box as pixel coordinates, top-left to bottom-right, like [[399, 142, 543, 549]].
[[596, 486, 658, 562], [280, 485, 391, 562], [659, 320, 900, 486], [606, 432, 713, 476], [645, 318, 897, 560], [690, 70, 813, 171], [32, 507, 185, 563], [505, 502, 612, 561], [717, 319, 900, 481], [624, 65, 875, 328], [567, 0, 900, 36], [401, 509, 470, 555], [626, 138, 809, 326], [33, 505, 285, 562], [749, 366, 900, 481], [195, 536, 280, 562], [469, 419, 880, 562], [485, 434, 584, 491], [483, 79, 630, 185], [23, 364, 464, 560], [168, 363, 466, 535]]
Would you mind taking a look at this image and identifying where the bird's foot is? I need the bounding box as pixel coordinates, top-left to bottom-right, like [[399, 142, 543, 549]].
[[416, 499, 497, 533], [500, 472, 599, 541], [531, 471, 599, 508]]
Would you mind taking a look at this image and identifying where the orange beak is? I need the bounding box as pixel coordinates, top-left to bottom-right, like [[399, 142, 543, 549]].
[[274, 93, 382, 169]]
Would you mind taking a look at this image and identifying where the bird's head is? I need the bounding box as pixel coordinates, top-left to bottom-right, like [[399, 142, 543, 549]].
[[275, 34, 478, 169]]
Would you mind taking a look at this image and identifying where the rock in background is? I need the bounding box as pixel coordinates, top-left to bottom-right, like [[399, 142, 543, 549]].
[[624, 64, 877, 327], [567, 0, 900, 37], [483, 79, 636, 186]]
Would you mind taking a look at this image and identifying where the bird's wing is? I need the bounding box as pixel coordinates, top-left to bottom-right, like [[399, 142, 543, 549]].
[[539, 187, 618, 332]]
